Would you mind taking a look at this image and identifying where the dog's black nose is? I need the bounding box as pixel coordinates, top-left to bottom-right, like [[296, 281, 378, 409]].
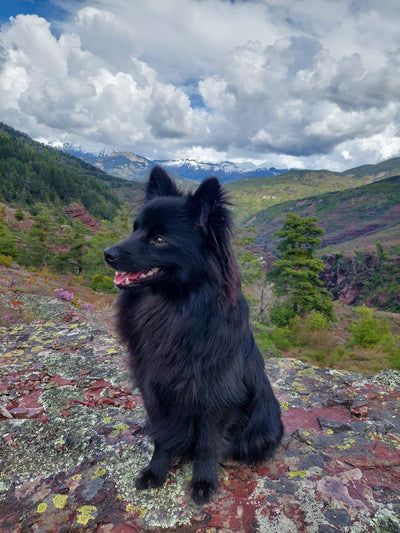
[[104, 246, 118, 266]]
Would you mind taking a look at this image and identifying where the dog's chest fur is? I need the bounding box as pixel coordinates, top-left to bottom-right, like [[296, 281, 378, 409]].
[[117, 288, 248, 409]]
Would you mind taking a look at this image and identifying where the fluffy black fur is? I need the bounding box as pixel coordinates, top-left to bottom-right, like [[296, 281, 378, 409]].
[[104, 167, 283, 504]]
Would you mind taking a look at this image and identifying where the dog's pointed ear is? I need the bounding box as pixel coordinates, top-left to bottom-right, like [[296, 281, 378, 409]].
[[146, 166, 180, 200], [190, 177, 223, 230]]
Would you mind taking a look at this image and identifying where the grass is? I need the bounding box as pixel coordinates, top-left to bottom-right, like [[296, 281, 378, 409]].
[[251, 302, 400, 375]]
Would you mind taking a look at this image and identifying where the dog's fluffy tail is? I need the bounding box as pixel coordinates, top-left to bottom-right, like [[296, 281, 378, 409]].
[[237, 376, 283, 462], [228, 337, 284, 463]]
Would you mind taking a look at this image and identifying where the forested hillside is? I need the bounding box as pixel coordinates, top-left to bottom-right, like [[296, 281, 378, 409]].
[[0, 124, 142, 291], [0, 123, 126, 221], [248, 174, 400, 253]]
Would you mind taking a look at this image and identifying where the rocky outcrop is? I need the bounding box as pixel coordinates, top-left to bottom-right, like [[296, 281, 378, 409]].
[[64, 203, 101, 231], [1, 296, 399, 532], [321, 251, 400, 312]]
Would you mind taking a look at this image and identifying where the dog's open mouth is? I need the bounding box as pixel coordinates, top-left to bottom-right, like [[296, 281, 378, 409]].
[[114, 268, 161, 288]]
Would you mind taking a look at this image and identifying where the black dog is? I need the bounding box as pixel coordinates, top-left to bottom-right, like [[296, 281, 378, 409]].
[[104, 167, 283, 504]]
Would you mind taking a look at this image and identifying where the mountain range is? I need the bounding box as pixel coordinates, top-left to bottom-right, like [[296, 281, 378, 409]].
[[61, 144, 290, 183]]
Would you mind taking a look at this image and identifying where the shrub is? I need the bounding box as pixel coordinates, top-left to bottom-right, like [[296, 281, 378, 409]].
[[329, 347, 348, 367], [0, 253, 13, 267], [307, 311, 328, 331], [270, 327, 292, 350], [310, 351, 327, 363], [251, 322, 283, 358], [351, 306, 391, 347], [269, 302, 296, 327], [381, 335, 400, 369], [91, 274, 115, 292], [15, 208, 25, 221], [0, 223, 18, 258], [288, 312, 333, 354]]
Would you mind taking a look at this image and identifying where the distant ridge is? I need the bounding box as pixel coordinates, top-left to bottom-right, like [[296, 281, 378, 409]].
[[61, 145, 290, 183], [226, 156, 400, 225], [249, 173, 400, 254]]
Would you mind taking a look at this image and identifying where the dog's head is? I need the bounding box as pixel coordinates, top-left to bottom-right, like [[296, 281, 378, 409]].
[[104, 166, 239, 297]]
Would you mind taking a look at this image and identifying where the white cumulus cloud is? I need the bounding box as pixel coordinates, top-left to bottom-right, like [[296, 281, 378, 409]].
[[0, 0, 399, 169]]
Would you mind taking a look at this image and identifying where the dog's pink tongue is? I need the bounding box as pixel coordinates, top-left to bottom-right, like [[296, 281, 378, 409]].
[[114, 271, 141, 286], [114, 272, 128, 285]]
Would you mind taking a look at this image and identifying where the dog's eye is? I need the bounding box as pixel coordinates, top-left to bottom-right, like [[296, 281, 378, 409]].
[[151, 236, 167, 246]]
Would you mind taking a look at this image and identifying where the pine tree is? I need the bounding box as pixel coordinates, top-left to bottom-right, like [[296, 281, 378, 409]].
[[0, 221, 18, 258], [23, 205, 54, 268], [267, 213, 334, 324]]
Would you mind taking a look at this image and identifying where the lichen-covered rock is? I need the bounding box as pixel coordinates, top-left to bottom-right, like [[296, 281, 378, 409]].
[[1, 298, 399, 532]]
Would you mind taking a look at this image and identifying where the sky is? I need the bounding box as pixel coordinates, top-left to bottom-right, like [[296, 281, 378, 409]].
[[0, 0, 399, 170]]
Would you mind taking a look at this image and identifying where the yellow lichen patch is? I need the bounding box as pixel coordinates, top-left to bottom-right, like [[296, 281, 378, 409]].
[[289, 359, 305, 370], [288, 470, 308, 479], [297, 368, 324, 382], [326, 429, 334, 435], [380, 434, 400, 449], [126, 504, 147, 518], [42, 338, 56, 344], [71, 473, 82, 481], [110, 423, 129, 437], [53, 494, 68, 509], [332, 437, 356, 451], [92, 467, 106, 479], [106, 347, 118, 354], [300, 430, 313, 445], [292, 381, 308, 393], [103, 416, 112, 424], [336, 443, 351, 450], [280, 401, 289, 412], [3, 350, 21, 358], [76, 505, 97, 526], [31, 345, 45, 353], [37, 502, 47, 513], [55, 437, 65, 448]]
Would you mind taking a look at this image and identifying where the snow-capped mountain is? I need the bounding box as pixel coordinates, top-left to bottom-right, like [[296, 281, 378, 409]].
[[60, 145, 289, 183], [155, 158, 288, 183]]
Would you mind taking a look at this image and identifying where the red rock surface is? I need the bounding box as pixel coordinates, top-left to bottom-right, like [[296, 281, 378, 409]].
[[0, 296, 399, 532], [64, 202, 101, 231]]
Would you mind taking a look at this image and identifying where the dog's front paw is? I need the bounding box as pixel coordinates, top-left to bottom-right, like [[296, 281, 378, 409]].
[[135, 467, 166, 490], [191, 480, 216, 505]]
